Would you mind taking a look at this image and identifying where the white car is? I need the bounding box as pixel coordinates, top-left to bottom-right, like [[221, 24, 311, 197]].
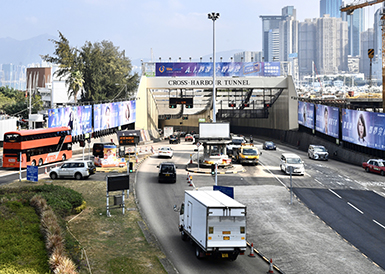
[[280, 153, 305, 175], [49, 160, 96, 180], [158, 146, 173, 158]]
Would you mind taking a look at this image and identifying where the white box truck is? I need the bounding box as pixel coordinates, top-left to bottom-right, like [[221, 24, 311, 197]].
[[163, 126, 173, 139], [178, 190, 247, 260]]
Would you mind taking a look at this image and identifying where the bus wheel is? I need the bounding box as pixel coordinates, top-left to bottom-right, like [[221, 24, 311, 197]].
[[38, 159, 43, 166], [75, 173, 83, 180], [31, 160, 36, 166], [62, 154, 66, 161]]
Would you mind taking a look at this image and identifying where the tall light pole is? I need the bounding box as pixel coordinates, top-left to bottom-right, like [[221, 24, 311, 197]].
[[208, 12, 219, 123]]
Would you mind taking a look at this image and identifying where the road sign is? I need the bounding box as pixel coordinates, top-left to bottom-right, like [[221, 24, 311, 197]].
[[119, 135, 140, 146], [196, 142, 201, 147], [27, 165, 38, 182], [368, 48, 374, 59]]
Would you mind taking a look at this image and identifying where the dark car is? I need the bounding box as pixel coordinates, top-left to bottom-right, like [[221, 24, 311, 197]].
[[157, 162, 177, 183], [169, 134, 181, 144], [263, 141, 276, 150]]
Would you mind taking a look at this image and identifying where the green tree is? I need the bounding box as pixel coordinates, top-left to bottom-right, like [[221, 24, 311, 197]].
[[42, 32, 139, 103], [0, 88, 43, 119]]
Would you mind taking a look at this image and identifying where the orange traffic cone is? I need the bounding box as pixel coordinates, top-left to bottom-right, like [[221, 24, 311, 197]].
[[45, 167, 48, 174], [186, 172, 190, 180], [268, 258, 274, 273], [189, 175, 193, 186], [248, 243, 255, 257]]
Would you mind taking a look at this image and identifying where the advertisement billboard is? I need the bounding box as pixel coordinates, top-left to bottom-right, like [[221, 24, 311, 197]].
[[298, 101, 314, 130], [155, 62, 280, 77], [48, 105, 92, 136], [342, 109, 385, 150], [93, 101, 136, 132], [315, 104, 339, 138]]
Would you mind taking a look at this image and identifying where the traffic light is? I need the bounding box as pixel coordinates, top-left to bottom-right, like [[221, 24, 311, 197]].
[[182, 116, 188, 120], [264, 103, 271, 108], [228, 103, 236, 108], [185, 104, 193, 108], [242, 103, 249, 108], [129, 161, 134, 173], [169, 104, 177, 108], [165, 115, 171, 120], [211, 164, 215, 175], [79, 140, 85, 147]]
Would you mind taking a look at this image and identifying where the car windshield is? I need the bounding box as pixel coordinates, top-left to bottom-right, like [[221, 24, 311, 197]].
[[314, 147, 326, 152], [243, 148, 258, 155], [265, 142, 273, 146], [232, 139, 244, 145], [287, 158, 302, 164], [161, 165, 174, 172]]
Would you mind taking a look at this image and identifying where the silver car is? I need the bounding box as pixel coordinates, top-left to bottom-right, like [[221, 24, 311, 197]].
[[49, 160, 96, 180], [308, 145, 328, 160]]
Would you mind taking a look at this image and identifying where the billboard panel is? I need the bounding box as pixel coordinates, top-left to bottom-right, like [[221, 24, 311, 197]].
[[342, 109, 385, 150], [315, 104, 339, 138], [199, 123, 230, 139], [298, 101, 314, 129], [155, 62, 280, 77], [48, 106, 92, 136], [93, 101, 136, 132]]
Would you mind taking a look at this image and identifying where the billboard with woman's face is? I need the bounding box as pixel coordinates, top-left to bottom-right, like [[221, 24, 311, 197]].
[[48, 106, 92, 136], [93, 100, 136, 131], [315, 104, 339, 138], [342, 109, 385, 150], [298, 101, 314, 129]]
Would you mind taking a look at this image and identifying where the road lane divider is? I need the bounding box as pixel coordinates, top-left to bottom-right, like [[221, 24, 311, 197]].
[[373, 219, 385, 230], [328, 189, 342, 199], [347, 202, 364, 214]]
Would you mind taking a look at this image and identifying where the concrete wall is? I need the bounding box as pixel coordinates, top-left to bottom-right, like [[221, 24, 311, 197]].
[[231, 125, 374, 167]]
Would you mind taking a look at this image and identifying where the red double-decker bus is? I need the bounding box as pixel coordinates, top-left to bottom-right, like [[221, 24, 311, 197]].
[[2, 126, 72, 168]]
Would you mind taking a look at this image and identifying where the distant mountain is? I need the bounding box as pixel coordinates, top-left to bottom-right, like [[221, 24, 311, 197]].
[[0, 34, 56, 65]]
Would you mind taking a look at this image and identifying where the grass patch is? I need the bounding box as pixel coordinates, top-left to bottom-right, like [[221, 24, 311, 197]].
[[1, 170, 167, 274]]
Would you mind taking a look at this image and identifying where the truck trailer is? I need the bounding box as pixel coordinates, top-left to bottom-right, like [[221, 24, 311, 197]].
[[178, 190, 247, 260]]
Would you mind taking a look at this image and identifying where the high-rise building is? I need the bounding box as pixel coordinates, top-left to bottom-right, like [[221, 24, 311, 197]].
[[320, 0, 342, 18], [360, 28, 375, 79], [298, 15, 348, 76], [279, 15, 298, 62], [372, 7, 383, 81], [233, 51, 262, 62], [260, 6, 296, 62], [346, 9, 365, 56]]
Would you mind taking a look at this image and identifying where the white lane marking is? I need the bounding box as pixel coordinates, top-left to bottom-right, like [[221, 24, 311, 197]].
[[259, 161, 287, 188], [373, 220, 385, 230], [347, 202, 364, 214], [314, 179, 323, 185], [329, 189, 342, 199]]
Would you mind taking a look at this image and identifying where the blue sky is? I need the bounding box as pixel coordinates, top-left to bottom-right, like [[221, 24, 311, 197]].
[[0, 0, 380, 62]]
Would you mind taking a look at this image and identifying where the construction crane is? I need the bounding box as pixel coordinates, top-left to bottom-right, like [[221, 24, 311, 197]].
[[341, 0, 385, 111]]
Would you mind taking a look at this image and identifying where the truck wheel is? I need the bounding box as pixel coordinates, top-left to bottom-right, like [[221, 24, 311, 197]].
[[181, 230, 188, 241], [195, 246, 203, 259], [230, 253, 238, 261]]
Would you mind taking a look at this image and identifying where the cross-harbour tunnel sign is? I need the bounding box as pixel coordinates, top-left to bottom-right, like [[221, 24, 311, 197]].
[[147, 76, 288, 89]]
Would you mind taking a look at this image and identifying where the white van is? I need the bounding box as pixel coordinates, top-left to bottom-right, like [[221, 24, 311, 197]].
[[280, 153, 305, 175]]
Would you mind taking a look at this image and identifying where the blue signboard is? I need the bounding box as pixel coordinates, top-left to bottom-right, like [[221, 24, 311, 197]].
[[315, 104, 339, 138], [155, 62, 280, 77], [27, 165, 38, 182], [213, 186, 234, 199], [342, 109, 385, 150], [298, 101, 315, 130]]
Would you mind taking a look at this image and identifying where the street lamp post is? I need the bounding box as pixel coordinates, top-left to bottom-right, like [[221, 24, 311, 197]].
[[208, 12, 220, 123]]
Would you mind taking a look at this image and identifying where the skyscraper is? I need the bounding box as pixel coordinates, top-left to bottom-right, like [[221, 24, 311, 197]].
[[347, 9, 365, 56], [260, 6, 296, 62], [320, 0, 342, 18]]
